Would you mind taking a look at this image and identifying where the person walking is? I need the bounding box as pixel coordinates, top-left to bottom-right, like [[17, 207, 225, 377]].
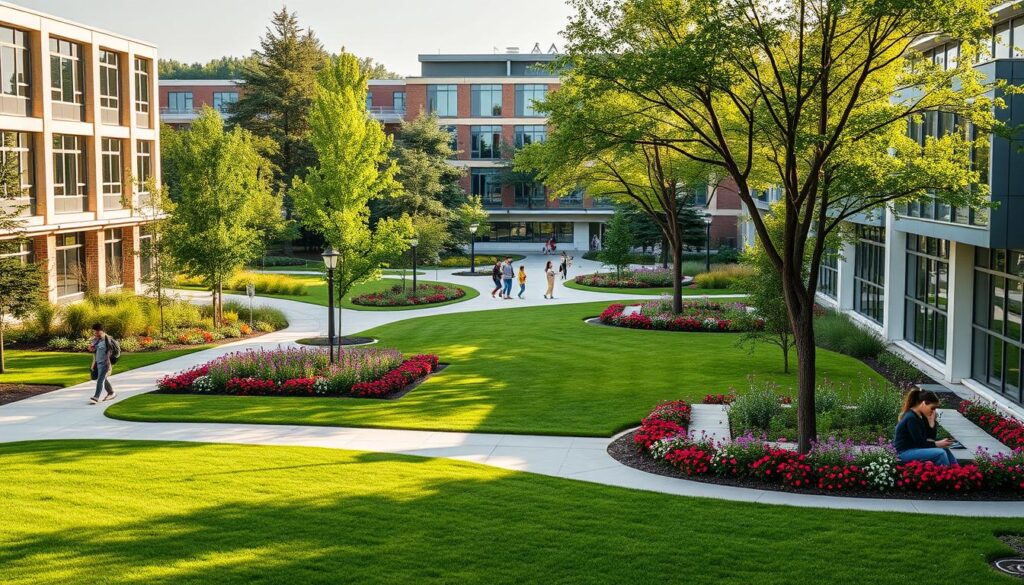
[[501, 257, 515, 299], [544, 260, 556, 299], [88, 323, 120, 405], [517, 265, 527, 299], [490, 259, 503, 298], [559, 252, 569, 280]]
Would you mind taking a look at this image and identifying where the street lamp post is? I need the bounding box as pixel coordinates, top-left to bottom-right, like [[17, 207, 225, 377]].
[[322, 246, 340, 364], [702, 214, 713, 273], [469, 223, 479, 273], [410, 237, 419, 293]]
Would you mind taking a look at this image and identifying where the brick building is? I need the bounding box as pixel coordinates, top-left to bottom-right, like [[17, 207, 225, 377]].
[[0, 2, 160, 304]]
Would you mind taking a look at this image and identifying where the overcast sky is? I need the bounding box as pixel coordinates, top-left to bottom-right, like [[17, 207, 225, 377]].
[[15, 0, 574, 76]]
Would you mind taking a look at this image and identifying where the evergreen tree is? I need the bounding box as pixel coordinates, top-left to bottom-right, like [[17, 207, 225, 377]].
[[599, 211, 634, 277], [158, 56, 260, 80]]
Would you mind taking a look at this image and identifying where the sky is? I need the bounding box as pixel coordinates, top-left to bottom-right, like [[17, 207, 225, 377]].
[[14, 0, 574, 76]]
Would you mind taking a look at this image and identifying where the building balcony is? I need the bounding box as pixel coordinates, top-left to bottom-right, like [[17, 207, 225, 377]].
[[159, 107, 229, 124], [368, 106, 406, 124]]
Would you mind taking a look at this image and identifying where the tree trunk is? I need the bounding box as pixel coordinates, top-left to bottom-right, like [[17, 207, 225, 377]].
[[661, 236, 669, 268], [792, 305, 817, 453], [671, 239, 683, 314], [781, 332, 790, 374]]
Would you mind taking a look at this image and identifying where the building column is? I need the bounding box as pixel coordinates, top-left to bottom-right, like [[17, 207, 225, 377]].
[[882, 215, 906, 342], [84, 229, 105, 295], [122, 225, 140, 293], [572, 222, 589, 251], [32, 234, 56, 303], [944, 241, 975, 382], [837, 240, 856, 312]]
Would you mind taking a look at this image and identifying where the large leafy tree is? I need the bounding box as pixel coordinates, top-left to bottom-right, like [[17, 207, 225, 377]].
[[159, 56, 259, 80], [165, 108, 282, 323], [231, 7, 327, 193], [563, 0, 1001, 451], [291, 51, 413, 337]]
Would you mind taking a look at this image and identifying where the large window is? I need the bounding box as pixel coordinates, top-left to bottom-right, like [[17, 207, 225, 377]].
[[818, 250, 839, 299], [514, 125, 546, 148], [0, 240, 32, 264], [471, 84, 502, 117], [99, 50, 120, 124], [139, 226, 154, 283], [973, 248, 1024, 404], [393, 91, 405, 112], [166, 91, 193, 113], [136, 140, 152, 197], [55, 232, 85, 298], [0, 131, 34, 216], [514, 183, 546, 208], [904, 236, 950, 360], [101, 138, 123, 210], [213, 91, 238, 113], [0, 26, 30, 115], [134, 57, 150, 127], [853, 225, 886, 324], [49, 38, 84, 120], [104, 228, 123, 287], [441, 125, 458, 155], [481, 222, 573, 243], [53, 134, 86, 213], [471, 168, 502, 207], [427, 84, 457, 117], [515, 84, 546, 117], [470, 125, 502, 159]]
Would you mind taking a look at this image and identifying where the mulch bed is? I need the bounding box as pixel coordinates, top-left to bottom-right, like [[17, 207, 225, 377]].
[[860, 354, 937, 388], [0, 383, 63, 405], [608, 429, 1024, 501]]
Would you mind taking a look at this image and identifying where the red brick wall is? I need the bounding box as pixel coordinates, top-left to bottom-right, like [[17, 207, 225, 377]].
[[84, 229, 102, 294], [502, 84, 516, 116], [457, 85, 471, 118], [121, 225, 139, 293], [404, 83, 427, 120], [710, 216, 739, 248], [158, 84, 240, 110], [714, 178, 743, 210]]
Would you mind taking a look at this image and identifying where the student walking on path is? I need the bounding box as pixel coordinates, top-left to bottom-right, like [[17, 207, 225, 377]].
[[517, 265, 527, 299], [88, 323, 120, 405], [490, 259, 503, 299], [544, 260, 556, 299], [501, 257, 514, 299], [559, 252, 572, 280]]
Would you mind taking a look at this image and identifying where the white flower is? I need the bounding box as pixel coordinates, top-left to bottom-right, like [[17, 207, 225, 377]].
[[192, 375, 214, 393]]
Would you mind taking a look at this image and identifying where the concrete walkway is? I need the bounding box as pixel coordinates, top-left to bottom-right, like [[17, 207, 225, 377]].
[[4, 255, 1023, 517]]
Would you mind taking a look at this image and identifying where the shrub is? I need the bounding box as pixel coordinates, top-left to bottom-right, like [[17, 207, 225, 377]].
[[974, 450, 1024, 490], [222, 301, 288, 330], [72, 338, 92, 352], [222, 311, 239, 324], [877, 351, 924, 385], [435, 254, 524, 268], [46, 336, 72, 350], [61, 303, 91, 338], [855, 382, 902, 427], [729, 381, 784, 432], [254, 321, 276, 333], [118, 337, 142, 353], [225, 272, 307, 296], [31, 302, 59, 339], [693, 264, 754, 290], [813, 310, 885, 358], [253, 255, 309, 267], [163, 301, 204, 330], [599, 299, 761, 333], [815, 381, 844, 414], [958, 400, 1024, 451]]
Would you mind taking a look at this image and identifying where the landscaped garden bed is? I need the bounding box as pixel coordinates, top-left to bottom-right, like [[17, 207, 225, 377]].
[[598, 299, 763, 332], [611, 398, 1024, 500], [156, 347, 441, 399], [352, 283, 466, 307], [959, 400, 1024, 451]]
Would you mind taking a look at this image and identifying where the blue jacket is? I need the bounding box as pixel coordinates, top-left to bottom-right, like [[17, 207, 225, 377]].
[[893, 410, 932, 453]]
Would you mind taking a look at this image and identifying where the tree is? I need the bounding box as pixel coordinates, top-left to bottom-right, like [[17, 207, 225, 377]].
[[132, 177, 176, 337], [358, 56, 402, 80], [158, 56, 259, 80], [0, 133, 43, 373], [451, 195, 492, 254], [231, 7, 328, 194], [291, 51, 413, 338], [600, 210, 634, 277], [165, 108, 282, 323], [563, 0, 1000, 451]]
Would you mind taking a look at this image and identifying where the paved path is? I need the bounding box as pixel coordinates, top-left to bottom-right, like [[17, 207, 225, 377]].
[[4, 255, 1023, 517]]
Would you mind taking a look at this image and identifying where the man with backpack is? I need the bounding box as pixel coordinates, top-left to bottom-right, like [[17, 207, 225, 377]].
[[88, 322, 120, 404]]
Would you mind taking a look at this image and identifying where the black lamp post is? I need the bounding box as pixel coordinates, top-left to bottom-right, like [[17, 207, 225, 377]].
[[702, 213, 713, 273], [469, 223, 479, 273], [322, 246, 340, 364], [410, 237, 419, 293]]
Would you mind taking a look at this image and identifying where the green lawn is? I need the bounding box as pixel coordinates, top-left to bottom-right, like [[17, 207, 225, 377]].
[[255, 275, 479, 311], [0, 440, 1016, 585], [108, 302, 882, 436], [0, 347, 211, 388], [563, 279, 741, 296]]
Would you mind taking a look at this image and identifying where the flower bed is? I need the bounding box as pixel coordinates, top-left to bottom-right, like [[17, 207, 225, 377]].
[[576, 268, 675, 288], [352, 283, 466, 307], [630, 401, 1023, 496], [958, 400, 1024, 451], [157, 347, 440, 399], [598, 299, 762, 332]]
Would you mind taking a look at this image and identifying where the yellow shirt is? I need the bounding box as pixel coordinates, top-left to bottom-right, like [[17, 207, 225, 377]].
[[518, 271, 527, 284]]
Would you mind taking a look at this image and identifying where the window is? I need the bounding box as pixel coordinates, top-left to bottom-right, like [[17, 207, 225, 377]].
[[139, 226, 154, 282], [393, 91, 405, 112], [973, 248, 1024, 404], [55, 232, 85, 297], [471, 84, 502, 116], [166, 91, 193, 113], [136, 140, 152, 195], [561, 188, 584, 207], [50, 38, 84, 119], [213, 91, 238, 113], [470, 125, 502, 159], [427, 84, 457, 117], [0, 26, 30, 115], [134, 58, 150, 126], [101, 138, 123, 210], [853, 225, 886, 324], [818, 250, 839, 299], [104, 228, 123, 287], [480, 222, 573, 243], [514, 183, 546, 208], [514, 125, 546, 148], [515, 84, 547, 117], [0, 240, 32, 264], [440, 125, 458, 155], [471, 168, 502, 207], [52, 134, 86, 213], [996, 21, 1011, 59], [0, 131, 34, 216], [1015, 18, 1024, 58], [99, 50, 120, 124], [690, 183, 709, 207], [904, 236, 950, 360]]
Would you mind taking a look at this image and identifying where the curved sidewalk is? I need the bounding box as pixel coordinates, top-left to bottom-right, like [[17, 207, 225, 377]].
[[5, 257, 1019, 517]]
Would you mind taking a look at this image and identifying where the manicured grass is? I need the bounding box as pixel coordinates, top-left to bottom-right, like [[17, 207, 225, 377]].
[[109, 302, 882, 436], [0, 347, 211, 387], [563, 279, 741, 296], [0, 440, 1016, 585]]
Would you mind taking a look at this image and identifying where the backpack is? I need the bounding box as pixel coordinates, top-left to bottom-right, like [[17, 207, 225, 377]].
[[105, 335, 122, 365]]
